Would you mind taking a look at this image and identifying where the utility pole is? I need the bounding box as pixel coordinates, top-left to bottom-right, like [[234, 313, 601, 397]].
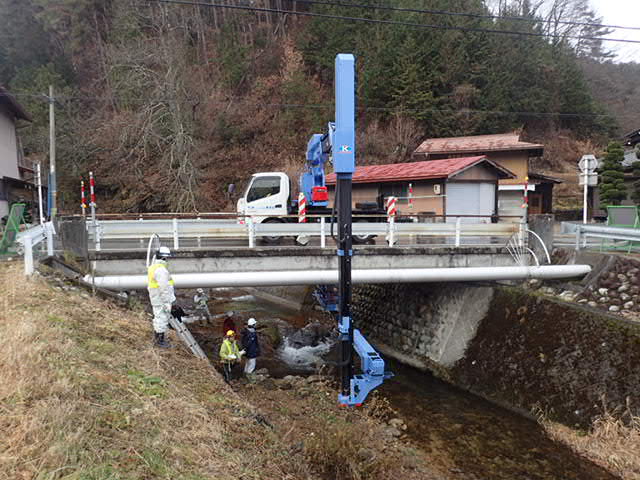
[[49, 85, 57, 219]]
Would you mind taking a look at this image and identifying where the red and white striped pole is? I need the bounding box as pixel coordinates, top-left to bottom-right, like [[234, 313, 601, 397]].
[[386, 196, 397, 246], [89, 171, 97, 222], [81, 180, 87, 217], [386, 196, 397, 222], [298, 192, 307, 223], [521, 176, 529, 214], [408, 183, 414, 210]]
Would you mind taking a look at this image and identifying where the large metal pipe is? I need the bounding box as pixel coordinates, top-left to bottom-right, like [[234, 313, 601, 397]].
[[83, 265, 591, 290]]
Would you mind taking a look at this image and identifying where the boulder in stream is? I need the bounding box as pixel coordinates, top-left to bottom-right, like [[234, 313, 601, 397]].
[[287, 322, 331, 348]]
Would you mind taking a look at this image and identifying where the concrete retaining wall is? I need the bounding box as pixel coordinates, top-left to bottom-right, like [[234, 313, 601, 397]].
[[353, 283, 640, 426]]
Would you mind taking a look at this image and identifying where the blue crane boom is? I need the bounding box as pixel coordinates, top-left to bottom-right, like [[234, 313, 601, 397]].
[[300, 132, 332, 207], [323, 53, 392, 407]]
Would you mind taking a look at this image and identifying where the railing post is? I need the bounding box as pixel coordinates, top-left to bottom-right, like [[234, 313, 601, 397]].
[[575, 226, 582, 251], [46, 223, 54, 256], [388, 216, 395, 246], [518, 221, 526, 248], [409, 215, 417, 245], [455, 217, 461, 247], [95, 222, 101, 252], [24, 237, 34, 275], [172, 218, 179, 250], [320, 217, 326, 248], [248, 217, 255, 248]]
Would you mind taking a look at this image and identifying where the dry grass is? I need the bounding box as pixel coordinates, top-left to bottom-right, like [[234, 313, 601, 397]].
[[541, 406, 640, 480], [303, 402, 404, 480], [0, 261, 433, 480], [0, 261, 313, 479], [240, 381, 432, 480]]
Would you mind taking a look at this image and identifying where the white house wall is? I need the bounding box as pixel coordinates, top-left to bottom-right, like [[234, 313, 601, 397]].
[[0, 105, 19, 180]]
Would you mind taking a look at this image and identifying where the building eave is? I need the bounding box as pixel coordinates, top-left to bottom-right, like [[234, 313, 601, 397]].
[[0, 86, 32, 122]]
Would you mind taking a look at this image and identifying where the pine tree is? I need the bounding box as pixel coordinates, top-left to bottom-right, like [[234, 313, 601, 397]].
[[632, 148, 640, 205], [599, 142, 627, 207], [631, 166, 640, 206], [389, 36, 435, 123]]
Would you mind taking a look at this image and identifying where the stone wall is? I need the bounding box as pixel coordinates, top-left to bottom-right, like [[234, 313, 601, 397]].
[[353, 284, 493, 368], [353, 283, 640, 426]]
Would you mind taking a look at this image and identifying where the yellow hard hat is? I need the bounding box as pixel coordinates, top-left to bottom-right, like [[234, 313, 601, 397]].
[[226, 330, 235, 337]]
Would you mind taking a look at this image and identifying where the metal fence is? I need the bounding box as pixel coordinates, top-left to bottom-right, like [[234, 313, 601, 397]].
[[57, 217, 89, 271]]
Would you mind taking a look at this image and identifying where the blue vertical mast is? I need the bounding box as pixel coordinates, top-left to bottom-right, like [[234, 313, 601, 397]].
[[332, 54, 391, 406]]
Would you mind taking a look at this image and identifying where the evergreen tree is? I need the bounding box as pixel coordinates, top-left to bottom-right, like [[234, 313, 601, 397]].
[[633, 148, 640, 205], [574, 9, 615, 62], [599, 142, 627, 206], [389, 36, 435, 123], [631, 165, 640, 206]]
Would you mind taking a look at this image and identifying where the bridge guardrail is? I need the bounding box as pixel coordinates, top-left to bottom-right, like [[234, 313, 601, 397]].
[[82, 215, 522, 251], [570, 222, 640, 251]]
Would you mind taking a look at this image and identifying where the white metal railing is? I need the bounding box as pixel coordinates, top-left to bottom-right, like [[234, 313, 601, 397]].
[[567, 223, 640, 251], [17, 222, 55, 275], [84, 215, 521, 251]]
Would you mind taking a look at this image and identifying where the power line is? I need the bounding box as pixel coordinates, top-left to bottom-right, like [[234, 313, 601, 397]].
[[289, 0, 640, 33], [3, 92, 633, 119], [142, 0, 640, 45]]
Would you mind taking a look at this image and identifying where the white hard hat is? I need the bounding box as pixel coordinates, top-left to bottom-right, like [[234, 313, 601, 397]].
[[196, 288, 204, 294], [157, 246, 171, 258], [247, 318, 256, 327]]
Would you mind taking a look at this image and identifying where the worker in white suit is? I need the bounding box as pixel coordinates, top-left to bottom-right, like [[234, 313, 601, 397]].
[[147, 246, 176, 348], [193, 288, 212, 322]]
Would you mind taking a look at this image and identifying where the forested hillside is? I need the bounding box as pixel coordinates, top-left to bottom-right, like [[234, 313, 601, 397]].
[[0, 0, 634, 212]]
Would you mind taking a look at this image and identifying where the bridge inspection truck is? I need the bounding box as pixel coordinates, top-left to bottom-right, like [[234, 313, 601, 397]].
[[236, 121, 388, 244]]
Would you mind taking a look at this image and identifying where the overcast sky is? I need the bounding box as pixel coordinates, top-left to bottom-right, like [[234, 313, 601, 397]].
[[590, 0, 640, 62]]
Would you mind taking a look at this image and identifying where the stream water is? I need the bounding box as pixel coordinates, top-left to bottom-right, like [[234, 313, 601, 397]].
[[182, 287, 618, 480]]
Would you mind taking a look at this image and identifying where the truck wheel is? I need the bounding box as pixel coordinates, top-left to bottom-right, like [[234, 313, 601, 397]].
[[261, 218, 283, 245], [352, 218, 376, 244]]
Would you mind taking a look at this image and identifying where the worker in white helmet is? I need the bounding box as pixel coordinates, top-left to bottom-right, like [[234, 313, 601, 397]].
[[241, 318, 260, 379], [193, 288, 212, 323], [147, 246, 176, 348]]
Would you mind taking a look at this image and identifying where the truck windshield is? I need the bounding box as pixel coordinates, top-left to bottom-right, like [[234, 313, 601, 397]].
[[247, 176, 281, 202]]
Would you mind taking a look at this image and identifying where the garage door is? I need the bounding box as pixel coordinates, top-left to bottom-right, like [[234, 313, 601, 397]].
[[446, 182, 495, 224]]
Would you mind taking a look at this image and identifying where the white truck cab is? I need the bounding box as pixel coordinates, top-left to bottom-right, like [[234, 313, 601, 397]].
[[237, 172, 290, 223]]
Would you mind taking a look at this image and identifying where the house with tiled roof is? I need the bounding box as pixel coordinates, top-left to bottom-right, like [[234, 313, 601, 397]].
[[326, 156, 515, 222], [414, 132, 561, 219], [0, 85, 34, 220], [624, 128, 640, 148]]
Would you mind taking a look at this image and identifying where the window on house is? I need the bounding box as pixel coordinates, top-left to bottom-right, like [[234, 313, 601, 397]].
[[379, 183, 409, 204]]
